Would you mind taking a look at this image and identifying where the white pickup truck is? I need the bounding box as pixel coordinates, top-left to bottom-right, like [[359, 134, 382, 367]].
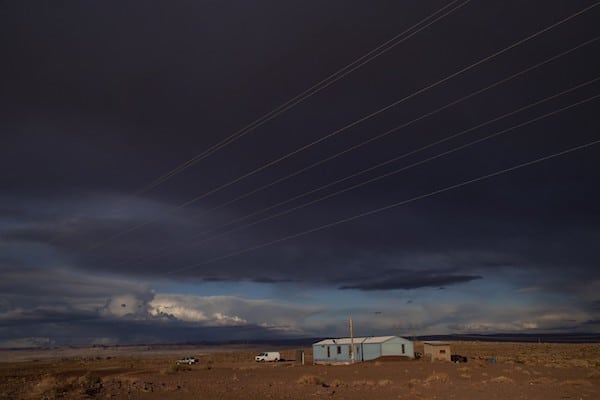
[[176, 357, 198, 365], [255, 352, 281, 362]]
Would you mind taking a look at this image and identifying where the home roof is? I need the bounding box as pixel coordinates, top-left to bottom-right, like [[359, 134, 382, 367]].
[[314, 336, 403, 345]]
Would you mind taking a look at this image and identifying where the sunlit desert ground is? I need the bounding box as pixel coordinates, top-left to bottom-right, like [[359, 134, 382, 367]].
[[1, 341, 599, 399]]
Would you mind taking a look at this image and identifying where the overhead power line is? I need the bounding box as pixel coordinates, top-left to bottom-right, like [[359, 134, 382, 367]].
[[171, 131, 600, 274], [119, 56, 600, 270], [165, 88, 600, 269], [171, 2, 599, 206], [48, 0, 470, 249], [86, 2, 599, 252], [135, 0, 472, 195], [183, 36, 600, 225], [179, 79, 600, 246]]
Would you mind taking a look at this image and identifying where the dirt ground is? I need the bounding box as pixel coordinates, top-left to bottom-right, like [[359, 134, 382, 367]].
[[1, 341, 599, 399]]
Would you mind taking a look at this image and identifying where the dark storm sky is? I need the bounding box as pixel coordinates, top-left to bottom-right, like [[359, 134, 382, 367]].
[[1, 0, 600, 346]]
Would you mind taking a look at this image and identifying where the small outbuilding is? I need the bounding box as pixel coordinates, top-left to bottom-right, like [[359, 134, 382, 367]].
[[313, 336, 414, 364], [423, 341, 451, 362]]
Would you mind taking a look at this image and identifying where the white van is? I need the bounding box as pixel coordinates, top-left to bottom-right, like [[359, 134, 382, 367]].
[[255, 351, 281, 362]]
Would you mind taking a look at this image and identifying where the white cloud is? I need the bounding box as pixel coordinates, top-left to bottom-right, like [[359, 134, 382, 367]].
[[149, 293, 319, 329], [0, 265, 322, 335], [213, 312, 247, 326], [149, 297, 209, 322]]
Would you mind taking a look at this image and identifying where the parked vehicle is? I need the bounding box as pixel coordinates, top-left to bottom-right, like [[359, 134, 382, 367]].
[[255, 352, 281, 362], [176, 356, 198, 365], [451, 354, 468, 363]]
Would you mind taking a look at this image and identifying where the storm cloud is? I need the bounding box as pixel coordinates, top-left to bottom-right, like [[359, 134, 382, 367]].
[[1, 0, 600, 344]]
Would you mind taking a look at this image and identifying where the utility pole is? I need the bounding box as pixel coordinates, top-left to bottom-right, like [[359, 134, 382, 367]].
[[349, 317, 355, 363]]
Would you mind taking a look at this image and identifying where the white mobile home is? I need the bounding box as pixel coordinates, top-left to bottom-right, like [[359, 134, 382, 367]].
[[313, 336, 414, 364]]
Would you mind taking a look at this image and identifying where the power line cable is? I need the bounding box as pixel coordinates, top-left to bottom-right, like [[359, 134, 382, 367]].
[[172, 88, 600, 253], [84, 1, 475, 251], [119, 49, 600, 269], [183, 79, 600, 243], [86, 2, 600, 251], [183, 36, 600, 225], [171, 132, 600, 274], [135, 0, 473, 195], [47, 0, 470, 248], [171, 3, 599, 207]]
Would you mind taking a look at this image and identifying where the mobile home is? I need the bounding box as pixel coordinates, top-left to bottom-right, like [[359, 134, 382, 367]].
[[313, 336, 414, 364]]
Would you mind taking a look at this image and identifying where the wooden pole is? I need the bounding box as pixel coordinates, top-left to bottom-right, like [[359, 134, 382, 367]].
[[349, 317, 355, 363]]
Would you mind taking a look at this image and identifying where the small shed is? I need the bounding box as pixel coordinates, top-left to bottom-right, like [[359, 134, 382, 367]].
[[313, 336, 414, 364], [423, 341, 451, 362]]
